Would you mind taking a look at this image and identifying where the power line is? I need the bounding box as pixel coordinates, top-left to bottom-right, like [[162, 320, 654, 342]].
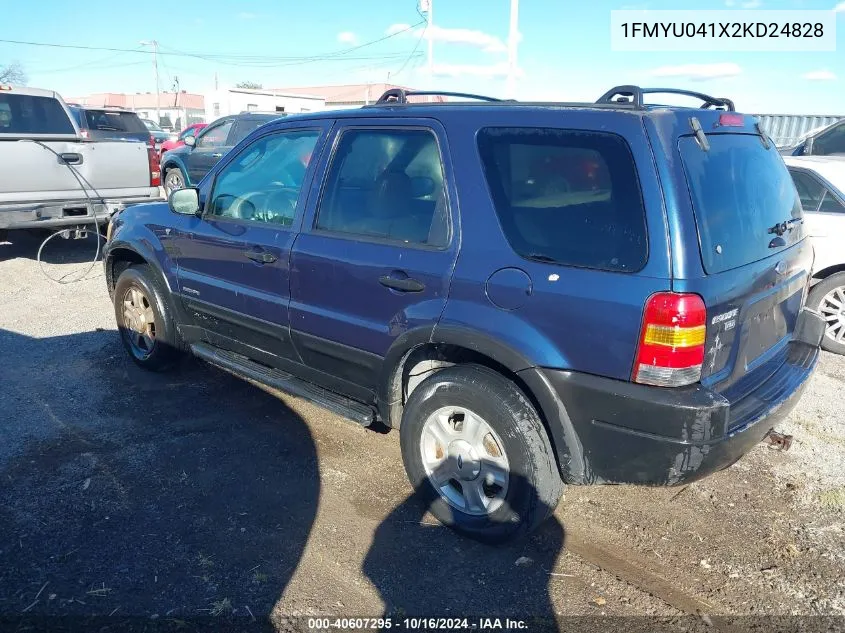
[[392, 10, 428, 79], [0, 22, 426, 68]]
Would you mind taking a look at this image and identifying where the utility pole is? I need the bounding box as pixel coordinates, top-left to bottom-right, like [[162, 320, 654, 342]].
[[419, 0, 433, 101], [140, 40, 161, 124], [506, 0, 520, 99]]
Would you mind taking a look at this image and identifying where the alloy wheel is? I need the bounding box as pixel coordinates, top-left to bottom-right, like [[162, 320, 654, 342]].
[[820, 285, 845, 344], [122, 286, 157, 358]]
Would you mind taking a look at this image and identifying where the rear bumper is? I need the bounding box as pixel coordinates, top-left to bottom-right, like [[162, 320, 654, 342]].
[[0, 194, 162, 230], [523, 338, 819, 486]]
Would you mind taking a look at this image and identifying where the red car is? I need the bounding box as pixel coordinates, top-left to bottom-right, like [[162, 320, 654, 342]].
[[160, 123, 207, 157]]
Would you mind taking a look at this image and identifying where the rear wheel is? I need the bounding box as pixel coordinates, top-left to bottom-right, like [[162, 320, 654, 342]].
[[113, 264, 181, 370], [399, 365, 564, 544], [808, 272, 845, 355], [163, 168, 185, 196]]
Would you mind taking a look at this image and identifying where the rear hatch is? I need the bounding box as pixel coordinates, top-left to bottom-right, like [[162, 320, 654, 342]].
[[668, 116, 812, 409]]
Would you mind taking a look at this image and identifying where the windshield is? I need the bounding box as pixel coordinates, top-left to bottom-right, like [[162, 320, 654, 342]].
[[680, 134, 804, 275], [0, 93, 75, 135], [142, 119, 163, 131]]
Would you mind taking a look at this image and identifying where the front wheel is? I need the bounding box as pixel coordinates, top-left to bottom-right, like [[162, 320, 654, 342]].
[[808, 272, 845, 355], [399, 365, 564, 544], [163, 168, 186, 196], [113, 264, 181, 371]]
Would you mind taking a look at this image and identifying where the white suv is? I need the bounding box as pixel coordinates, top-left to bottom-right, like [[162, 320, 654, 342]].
[[785, 155, 845, 354]]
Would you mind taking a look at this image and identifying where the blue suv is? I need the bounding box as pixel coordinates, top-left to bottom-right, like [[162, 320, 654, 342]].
[[103, 86, 825, 543]]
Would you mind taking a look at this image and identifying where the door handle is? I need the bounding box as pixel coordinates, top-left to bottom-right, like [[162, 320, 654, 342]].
[[379, 275, 425, 293], [244, 250, 277, 264], [59, 153, 83, 165]]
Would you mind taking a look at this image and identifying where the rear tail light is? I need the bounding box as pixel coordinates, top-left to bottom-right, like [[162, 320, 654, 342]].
[[148, 146, 161, 187], [633, 292, 706, 387], [718, 113, 744, 127]]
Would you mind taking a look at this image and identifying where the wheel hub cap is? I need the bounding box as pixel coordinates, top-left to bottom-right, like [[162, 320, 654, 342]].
[[122, 287, 156, 356], [819, 286, 845, 344], [419, 406, 510, 516]]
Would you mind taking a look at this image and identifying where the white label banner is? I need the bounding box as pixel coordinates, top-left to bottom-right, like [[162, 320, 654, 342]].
[[610, 10, 836, 52]]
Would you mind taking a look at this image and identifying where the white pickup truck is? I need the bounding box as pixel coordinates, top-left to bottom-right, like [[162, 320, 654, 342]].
[[0, 85, 162, 236]]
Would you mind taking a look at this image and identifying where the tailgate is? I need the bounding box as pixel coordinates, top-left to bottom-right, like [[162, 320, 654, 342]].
[[675, 131, 813, 398], [0, 140, 152, 203]]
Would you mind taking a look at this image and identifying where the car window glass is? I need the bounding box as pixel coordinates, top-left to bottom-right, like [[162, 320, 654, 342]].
[[789, 170, 825, 212], [84, 111, 147, 133], [180, 127, 197, 141], [229, 118, 274, 146], [197, 120, 234, 148], [0, 94, 75, 135], [316, 128, 450, 247], [813, 124, 845, 156], [477, 127, 647, 272], [819, 190, 845, 213], [209, 130, 320, 226]]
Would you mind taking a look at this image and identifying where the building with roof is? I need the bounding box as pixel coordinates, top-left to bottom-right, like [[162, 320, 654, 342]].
[[64, 91, 206, 132], [270, 83, 445, 110]]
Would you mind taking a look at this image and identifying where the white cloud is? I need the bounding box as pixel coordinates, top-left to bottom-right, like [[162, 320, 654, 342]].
[[834, 1, 845, 11], [385, 23, 507, 53], [337, 31, 358, 45], [803, 69, 837, 80], [649, 62, 742, 81], [238, 12, 257, 19], [427, 63, 522, 78]]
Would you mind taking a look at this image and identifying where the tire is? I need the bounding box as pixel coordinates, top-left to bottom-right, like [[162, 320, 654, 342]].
[[399, 364, 564, 544], [113, 264, 181, 371], [163, 167, 186, 196], [807, 272, 845, 355]]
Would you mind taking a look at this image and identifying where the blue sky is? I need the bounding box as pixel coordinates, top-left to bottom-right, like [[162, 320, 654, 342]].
[[1, 0, 843, 114]]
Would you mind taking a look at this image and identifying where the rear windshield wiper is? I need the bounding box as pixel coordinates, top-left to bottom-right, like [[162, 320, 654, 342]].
[[524, 253, 560, 264], [768, 217, 803, 237]]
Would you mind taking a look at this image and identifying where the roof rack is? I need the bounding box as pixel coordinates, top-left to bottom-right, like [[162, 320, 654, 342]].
[[372, 88, 508, 105], [596, 85, 735, 111]]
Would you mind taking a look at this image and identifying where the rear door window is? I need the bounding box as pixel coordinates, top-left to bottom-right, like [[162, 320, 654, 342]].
[[680, 134, 804, 274], [0, 93, 75, 135], [789, 169, 825, 212], [477, 127, 648, 272], [229, 117, 277, 146], [84, 110, 147, 134]]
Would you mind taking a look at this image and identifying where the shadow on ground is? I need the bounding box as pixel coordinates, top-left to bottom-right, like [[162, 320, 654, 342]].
[[0, 230, 104, 265], [0, 327, 319, 625]]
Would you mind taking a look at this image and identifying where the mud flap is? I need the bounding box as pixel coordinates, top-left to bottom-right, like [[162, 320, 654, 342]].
[[793, 306, 825, 348]]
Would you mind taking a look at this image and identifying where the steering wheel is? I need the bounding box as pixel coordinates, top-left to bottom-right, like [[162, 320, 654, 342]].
[[260, 188, 300, 225]]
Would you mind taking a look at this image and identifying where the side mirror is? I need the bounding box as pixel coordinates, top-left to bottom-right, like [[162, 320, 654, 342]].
[[169, 188, 201, 216], [184, 135, 196, 147], [802, 137, 814, 156]]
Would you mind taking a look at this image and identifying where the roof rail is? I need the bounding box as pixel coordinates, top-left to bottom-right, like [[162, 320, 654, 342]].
[[372, 88, 507, 105], [596, 85, 735, 111]]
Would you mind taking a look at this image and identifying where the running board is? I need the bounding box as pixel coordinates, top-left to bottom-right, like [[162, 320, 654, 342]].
[[190, 342, 375, 426]]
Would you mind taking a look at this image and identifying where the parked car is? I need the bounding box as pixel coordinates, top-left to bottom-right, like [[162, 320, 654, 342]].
[[780, 119, 845, 158], [103, 86, 824, 543], [141, 118, 172, 152], [784, 155, 845, 354], [68, 105, 151, 145], [160, 112, 280, 194], [159, 122, 207, 157], [0, 85, 162, 236]]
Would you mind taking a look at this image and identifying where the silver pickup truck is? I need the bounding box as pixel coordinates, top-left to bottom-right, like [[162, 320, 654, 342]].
[[0, 86, 162, 234]]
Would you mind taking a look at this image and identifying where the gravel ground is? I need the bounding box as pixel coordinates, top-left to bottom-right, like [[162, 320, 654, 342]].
[[0, 230, 843, 630]]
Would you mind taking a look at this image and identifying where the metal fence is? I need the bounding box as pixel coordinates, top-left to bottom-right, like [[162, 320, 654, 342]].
[[753, 114, 845, 149]]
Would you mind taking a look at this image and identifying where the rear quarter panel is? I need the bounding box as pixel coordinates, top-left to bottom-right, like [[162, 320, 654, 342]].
[[434, 108, 672, 380]]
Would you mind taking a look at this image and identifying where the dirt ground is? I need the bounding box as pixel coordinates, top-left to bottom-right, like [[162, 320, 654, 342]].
[[1, 231, 843, 631]]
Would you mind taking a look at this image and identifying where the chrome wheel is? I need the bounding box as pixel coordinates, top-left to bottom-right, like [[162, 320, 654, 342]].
[[820, 286, 845, 344], [164, 170, 184, 194], [122, 286, 156, 358], [420, 406, 510, 516]]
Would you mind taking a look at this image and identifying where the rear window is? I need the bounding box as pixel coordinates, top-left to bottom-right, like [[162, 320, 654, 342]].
[[0, 93, 75, 135], [680, 134, 804, 274], [477, 127, 648, 272], [230, 117, 278, 145], [84, 110, 147, 134]]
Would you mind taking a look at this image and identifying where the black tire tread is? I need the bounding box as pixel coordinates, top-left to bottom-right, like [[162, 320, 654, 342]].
[[808, 272, 845, 355]]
